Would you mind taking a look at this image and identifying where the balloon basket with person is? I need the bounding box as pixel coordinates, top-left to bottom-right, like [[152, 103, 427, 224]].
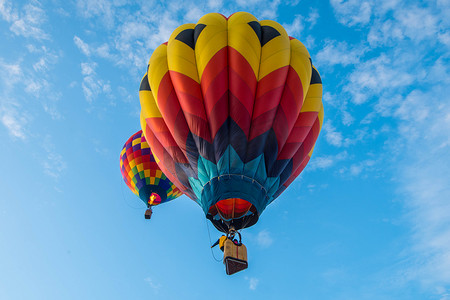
[[212, 228, 248, 275]]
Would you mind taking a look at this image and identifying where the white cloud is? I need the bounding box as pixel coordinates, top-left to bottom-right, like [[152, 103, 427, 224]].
[[80, 62, 112, 103], [330, 0, 372, 26], [395, 7, 439, 42], [345, 54, 415, 104], [0, 59, 22, 87], [377, 83, 450, 296], [256, 229, 273, 248], [96, 43, 112, 58], [41, 135, 67, 178], [0, 0, 17, 22], [245, 277, 259, 290], [308, 151, 348, 171], [394, 90, 430, 122], [306, 9, 319, 28], [309, 156, 334, 169], [76, 0, 118, 29], [339, 159, 376, 177], [144, 277, 161, 293], [283, 14, 303, 37], [315, 40, 366, 67], [235, 0, 265, 8], [368, 5, 444, 47], [0, 108, 26, 139], [207, 0, 223, 9], [74, 36, 114, 60], [259, 0, 281, 20], [184, 6, 204, 23], [74, 36, 91, 56], [323, 121, 343, 147], [0, 0, 50, 40], [0, 59, 27, 138]]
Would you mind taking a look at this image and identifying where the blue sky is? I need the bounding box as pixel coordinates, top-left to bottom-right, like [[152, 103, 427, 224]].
[[1, 0, 450, 299]]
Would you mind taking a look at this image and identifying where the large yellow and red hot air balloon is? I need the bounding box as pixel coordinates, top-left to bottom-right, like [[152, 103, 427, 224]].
[[139, 12, 323, 232]]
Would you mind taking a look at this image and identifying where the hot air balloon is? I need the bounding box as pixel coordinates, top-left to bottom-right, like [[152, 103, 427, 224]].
[[120, 130, 183, 219], [139, 12, 323, 233]]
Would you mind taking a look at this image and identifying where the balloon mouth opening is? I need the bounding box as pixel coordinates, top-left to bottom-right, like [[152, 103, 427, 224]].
[[208, 198, 254, 221], [148, 193, 162, 206]]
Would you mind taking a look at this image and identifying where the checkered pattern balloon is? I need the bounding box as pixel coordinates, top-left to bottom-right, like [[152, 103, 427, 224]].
[[120, 130, 183, 206]]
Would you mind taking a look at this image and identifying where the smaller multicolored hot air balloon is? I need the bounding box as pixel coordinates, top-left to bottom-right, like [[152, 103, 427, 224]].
[[120, 130, 183, 219]]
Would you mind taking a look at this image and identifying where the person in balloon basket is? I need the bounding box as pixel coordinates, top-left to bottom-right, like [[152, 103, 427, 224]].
[[211, 235, 241, 251]]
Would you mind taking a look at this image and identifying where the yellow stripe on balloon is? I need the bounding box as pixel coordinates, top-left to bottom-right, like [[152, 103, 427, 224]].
[[289, 38, 312, 101], [148, 44, 169, 111], [140, 75, 162, 119], [167, 23, 200, 83], [228, 12, 261, 78], [300, 84, 323, 113], [258, 20, 290, 80], [195, 13, 228, 80]]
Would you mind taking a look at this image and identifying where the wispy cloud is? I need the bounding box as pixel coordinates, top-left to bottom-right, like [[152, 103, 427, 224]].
[[207, 0, 223, 9], [41, 135, 67, 179], [0, 106, 27, 139], [322, 121, 369, 148], [330, 0, 372, 26], [282, 14, 303, 37], [74, 36, 91, 56], [338, 159, 376, 177], [80, 62, 112, 103], [395, 87, 450, 294], [245, 277, 259, 290], [0, 0, 50, 40], [144, 277, 161, 293], [256, 229, 273, 248], [323, 121, 344, 147], [315, 40, 366, 67], [76, 0, 118, 29], [306, 9, 319, 28], [345, 54, 415, 105], [74, 35, 114, 60], [308, 151, 348, 171], [0, 59, 28, 139]]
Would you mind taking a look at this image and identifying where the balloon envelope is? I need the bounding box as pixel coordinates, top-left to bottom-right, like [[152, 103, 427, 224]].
[[139, 12, 323, 231], [120, 130, 183, 206]]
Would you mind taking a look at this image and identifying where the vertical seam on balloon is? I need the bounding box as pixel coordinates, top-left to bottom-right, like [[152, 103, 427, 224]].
[[269, 94, 322, 197], [270, 50, 314, 161], [242, 18, 263, 181], [197, 15, 224, 182], [263, 58, 310, 193], [146, 58, 197, 195], [195, 22, 217, 190], [167, 24, 212, 194], [226, 15, 231, 185], [244, 22, 290, 199]]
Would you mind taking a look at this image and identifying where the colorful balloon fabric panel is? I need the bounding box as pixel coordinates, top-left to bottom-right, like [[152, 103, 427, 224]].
[[120, 130, 183, 206], [140, 12, 323, 221]]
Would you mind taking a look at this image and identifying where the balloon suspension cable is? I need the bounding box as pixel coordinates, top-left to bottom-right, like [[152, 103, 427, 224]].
[[241, 211, 253, 230], [205, 217, 222, 263]]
